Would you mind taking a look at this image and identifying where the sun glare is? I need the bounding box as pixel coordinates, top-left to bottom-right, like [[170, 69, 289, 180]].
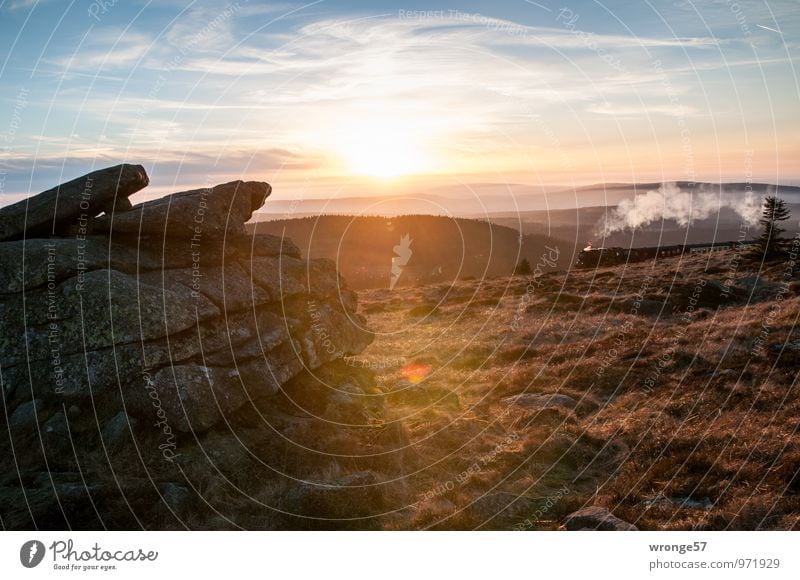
[[336, 118, 430, 179]]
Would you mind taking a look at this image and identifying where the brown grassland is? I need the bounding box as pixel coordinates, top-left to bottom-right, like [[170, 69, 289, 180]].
[[353, 247, 800, 530]]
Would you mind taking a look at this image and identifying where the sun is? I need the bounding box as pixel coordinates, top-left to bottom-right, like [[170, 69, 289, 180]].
[[335, 117, 429, 179], [341, 138, 424, 178]]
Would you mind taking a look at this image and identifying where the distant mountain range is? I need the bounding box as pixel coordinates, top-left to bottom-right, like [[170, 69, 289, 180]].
[[251, 183, 800, 279], [254, 182, 800, 219]]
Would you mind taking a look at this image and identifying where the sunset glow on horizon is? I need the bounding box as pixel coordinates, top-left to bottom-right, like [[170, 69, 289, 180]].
[[0, 0, 798, 205]]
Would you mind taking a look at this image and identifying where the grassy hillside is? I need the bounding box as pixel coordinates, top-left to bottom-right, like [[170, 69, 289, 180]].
[[349, 248, 800, 529]]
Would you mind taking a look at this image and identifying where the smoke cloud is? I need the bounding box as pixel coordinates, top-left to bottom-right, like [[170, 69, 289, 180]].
[[598, 183, 762, 236]]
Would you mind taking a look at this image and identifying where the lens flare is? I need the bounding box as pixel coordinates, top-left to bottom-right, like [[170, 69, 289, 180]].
[[401, 362, 432, 384]]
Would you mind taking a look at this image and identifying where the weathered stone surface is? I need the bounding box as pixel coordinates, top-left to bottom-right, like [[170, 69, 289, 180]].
[[115, 234, 230, 271], [1, 269, 219, 367], [324, 384, 371, 424], [1, 306, 310, 403], [230, 232, 302, 259], [233, 357, 288, 399], [0, 235, 259, 295], [0, 485, 101, 530], [184, 430, 251, 472], [1, 367, 13, 401], [3, 331, 207, 402], [200, 313, 294, 364], [128, 364, 268, 433], [563, 506, 638, 531], [102, 412, 139, 452], [244, 340, 306, 395], [0, 164, 149, 241], [0, 237, 107, 295], [8, 399, 48, 432], [42, 410, 68, 434], [0, 167, 379, 530], [242, 255, 306, 300], [93, 181, 270, 240], [241, 255, 341, 303], [340, 288, 359, 313], [301, 301, 372, 367], [159, 262, 271, 313]]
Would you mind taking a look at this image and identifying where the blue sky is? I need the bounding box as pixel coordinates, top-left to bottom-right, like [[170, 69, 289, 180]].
[[0, 0, 798, 205]]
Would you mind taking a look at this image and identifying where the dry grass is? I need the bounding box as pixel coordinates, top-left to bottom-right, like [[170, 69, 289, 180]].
[[354, 249, 800, 529]]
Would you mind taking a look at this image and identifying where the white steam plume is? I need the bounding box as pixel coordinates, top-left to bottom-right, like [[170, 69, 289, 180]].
[[598, 183, 762, 236]]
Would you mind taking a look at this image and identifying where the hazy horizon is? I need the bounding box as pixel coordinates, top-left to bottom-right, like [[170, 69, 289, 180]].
[[1, 0, 799, 209]]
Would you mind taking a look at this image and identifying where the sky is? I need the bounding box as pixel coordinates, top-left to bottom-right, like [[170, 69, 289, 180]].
[[0, 0, 798, 208]]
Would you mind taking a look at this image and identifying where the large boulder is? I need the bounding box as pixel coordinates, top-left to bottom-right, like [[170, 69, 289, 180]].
[[563, 506, 638, 531], [0, 165, 380, 531], [92, 180, 270, 240], [0, 164, 148, 241], [128, 364, 250, 433]]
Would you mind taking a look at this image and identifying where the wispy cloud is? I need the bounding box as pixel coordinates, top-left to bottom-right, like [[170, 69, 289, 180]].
[[3, 3, 798, 196], [50, 29, 151, 71], [160, 14, 724, 81], [4, 0, 45, 12], [586, 102, 702, 118]]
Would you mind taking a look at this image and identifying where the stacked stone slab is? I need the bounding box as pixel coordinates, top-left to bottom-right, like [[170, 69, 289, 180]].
[[0, 165, 401, 530]]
